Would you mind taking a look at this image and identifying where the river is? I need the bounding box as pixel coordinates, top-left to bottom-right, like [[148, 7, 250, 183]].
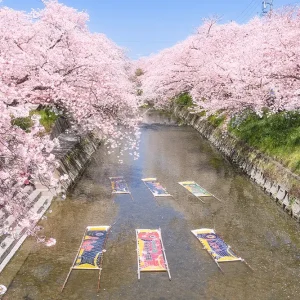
[[1, 110, 300, 300]]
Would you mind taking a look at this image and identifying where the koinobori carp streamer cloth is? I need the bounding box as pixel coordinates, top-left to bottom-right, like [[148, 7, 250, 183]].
[[73, 226, 110, 269], [136, 229, 171, 279], [109, 176, 130, 194], [179, 181, 212, 197], [142, 178, 171, 197], [191, 228, 242, 263]]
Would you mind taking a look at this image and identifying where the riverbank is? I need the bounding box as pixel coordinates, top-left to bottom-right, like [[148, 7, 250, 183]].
[[2, 109, 300, 299], [173, 104, 300, 223], [0, 117, 100, 276]]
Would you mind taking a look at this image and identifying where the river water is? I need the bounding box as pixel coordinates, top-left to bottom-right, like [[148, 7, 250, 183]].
[[1, 110, 300, 300]]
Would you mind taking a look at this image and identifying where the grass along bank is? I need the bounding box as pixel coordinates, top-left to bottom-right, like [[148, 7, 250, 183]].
[[173, 93, 300, 175], [12, 107, 59, 133], [228, 110, 300, 175]]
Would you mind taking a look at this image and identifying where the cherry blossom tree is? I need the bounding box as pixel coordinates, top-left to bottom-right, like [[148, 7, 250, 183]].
[[137, 7, 300, 115], [0, 0, 138, 237]]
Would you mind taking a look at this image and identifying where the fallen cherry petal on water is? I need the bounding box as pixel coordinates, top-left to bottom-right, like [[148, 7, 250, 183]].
[[45, 238, 56, 247]]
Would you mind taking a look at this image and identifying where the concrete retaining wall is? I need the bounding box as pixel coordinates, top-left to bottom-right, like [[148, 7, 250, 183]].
[[173, 105, 300, 223]]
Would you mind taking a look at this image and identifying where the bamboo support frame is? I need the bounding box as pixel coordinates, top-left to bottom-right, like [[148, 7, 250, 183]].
[[226, 244, 254, 272], [61, 226, 112, 293], [125, 181, 134, 201], [242, 259, 254, 271], [158, 228, 171, 280], [142, 178, 172, 198], [196, 196, 206, 204], [110, 177, 132, 198], [97, 269, 102, 292], [179, 181, 223, 203], [200, 246, 224, 274], [136, 228, 171, 280], [215, 230, 253, 272], [135, 229, 141, 280], [192, 229, 252, 274], [61, 228, 87, 292], [97, 225, 112, 291], [210, 193, 223, 203], [215, 260, 224, 273]]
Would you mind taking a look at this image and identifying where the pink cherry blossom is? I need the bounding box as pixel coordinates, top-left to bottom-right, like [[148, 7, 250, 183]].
[[137, 8, 300, 115], [0, 0, 138, 237]]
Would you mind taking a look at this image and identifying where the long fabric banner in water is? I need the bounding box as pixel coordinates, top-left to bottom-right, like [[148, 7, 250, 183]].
[[109, 176, 130, 194], [73, 226, 110, 269], [191, 228, 242, 262], [142, 178, 171, 197], [136, 229, 168, 272], [179, 181, 211, 197]]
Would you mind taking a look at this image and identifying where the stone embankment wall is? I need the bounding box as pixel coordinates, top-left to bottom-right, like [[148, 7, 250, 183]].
[[0, 117, 100, 273], [173, 105, 300, 222], [53, 132, 100, 191], [48, 115, 101, 191]]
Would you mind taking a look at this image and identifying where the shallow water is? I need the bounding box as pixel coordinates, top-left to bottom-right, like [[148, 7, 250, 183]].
[[1, 112, 300, 300]]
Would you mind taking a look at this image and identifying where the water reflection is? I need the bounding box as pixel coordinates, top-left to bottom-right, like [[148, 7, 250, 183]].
[[1, 111, 300, 300]]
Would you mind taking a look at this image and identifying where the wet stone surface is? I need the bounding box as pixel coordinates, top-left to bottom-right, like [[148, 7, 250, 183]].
[[0, 111, 300, 300]]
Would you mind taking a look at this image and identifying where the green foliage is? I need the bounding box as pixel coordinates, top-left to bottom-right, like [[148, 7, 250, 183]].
[[197, 110, 206, 117], [175, 93, 193, 107], [12, 108, 58, 133], [207, 113, 226, 128], [289, 197, 296, 207], [229, 110, 300, 173], [30, 108, 59, 133], [135, 68, 144, 76], [12, 116, 33, 132]]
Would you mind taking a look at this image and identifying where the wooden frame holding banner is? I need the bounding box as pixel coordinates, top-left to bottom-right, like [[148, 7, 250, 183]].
[[61, 225, 111, 292], [179, 181, 222, 203], [109, 176, 134, 200], [142, 178, 172, 197], [191, 228, 253, 272], [136, 228, 171, 280]]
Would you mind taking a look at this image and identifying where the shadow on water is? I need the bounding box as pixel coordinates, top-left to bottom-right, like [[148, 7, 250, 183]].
[[1, 111, 300, 300]]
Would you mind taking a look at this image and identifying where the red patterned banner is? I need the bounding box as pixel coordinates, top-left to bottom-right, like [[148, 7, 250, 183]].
[[136, 229, 167, 272]]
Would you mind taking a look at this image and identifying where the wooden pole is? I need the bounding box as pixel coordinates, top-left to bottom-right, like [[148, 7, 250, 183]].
[[205, 249, 224, 274], [135, 229, 141, 280], [129, 192, 134, 201], [159, 228, 171, 280], [192, 231, 224, 275], [226, 244, 254, 272], [124, 181, 134, 201], [215, 260, 224, 274], [97, 225, 112, 291], [196, 196, 206, 204], [97, 268, 102, 292], [210, 193, 223, 203], [143, 179, 171, 199], [142, 179, 158, 199], [242, 259, 255, 271], [61, 228, 87, 292], [61, 267, 73, 292]]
